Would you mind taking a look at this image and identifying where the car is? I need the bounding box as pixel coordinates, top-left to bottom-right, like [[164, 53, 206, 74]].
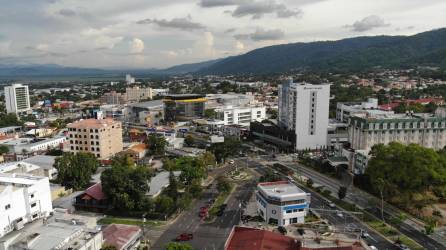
[[200, 206, 209, 212], [176, 233, 193, 241], [328, 202, 336, 208], [336, 211, 344, 218], [199, 210, 208, 218], [277, 226, 287, 235], [361, 231, 370, 238], [394, 243, 410, 250], [368, 245, 378, 250], [229, 160, 235, 164], [297, 228, 305, 235]]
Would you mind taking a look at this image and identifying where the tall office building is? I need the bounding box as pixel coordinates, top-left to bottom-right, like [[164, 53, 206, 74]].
[[4, 84, 31, 114], [125, 86, 153, 102], [163, 94, 207, 121], [278, 79, 330, 150]]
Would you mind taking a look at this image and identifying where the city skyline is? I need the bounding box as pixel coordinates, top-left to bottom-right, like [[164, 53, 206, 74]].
[[1, 0, 446, 69]]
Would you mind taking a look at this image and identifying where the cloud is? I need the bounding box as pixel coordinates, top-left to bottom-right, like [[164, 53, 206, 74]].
[[235, 41, 245, 51], [136, 17, 205, 30], [346, 15, 390, 32], [231, 1, 302, 19], [235, 28, 285, 41], [199, 0, 244, 7], [58, 9, 76, 17], [130, 38, 144, 54]]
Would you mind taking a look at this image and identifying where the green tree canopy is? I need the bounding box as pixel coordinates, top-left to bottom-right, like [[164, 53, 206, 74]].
[[210, 137, 242, 163], [146, 134, 167, 156], [0, 145, 9, 155], [54, 152, 100, 190], [101, 157, 152, 211], [184, 135, 195, 147], [165, 242, 193, 250], [366, 142, 446, 206]]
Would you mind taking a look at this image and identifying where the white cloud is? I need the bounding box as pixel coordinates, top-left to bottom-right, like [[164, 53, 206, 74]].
[[130, 38, 145, 54], [345, 15, 390, 32]]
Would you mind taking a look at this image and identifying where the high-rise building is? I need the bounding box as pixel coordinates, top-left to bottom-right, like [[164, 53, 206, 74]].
[[67, 118, 123, 159], [4, 84, 31, 114], [125, 74, 135, 84], [278, 79, 330, 150]]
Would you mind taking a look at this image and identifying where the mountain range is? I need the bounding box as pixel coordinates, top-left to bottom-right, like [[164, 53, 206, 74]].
[[0, 28, 445, 78]]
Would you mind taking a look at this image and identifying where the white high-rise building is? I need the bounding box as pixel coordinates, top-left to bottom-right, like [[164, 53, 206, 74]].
[[125, 74, 135, 85], [278, 79, 330, 150], [0, 173, 53, 238], [4, 84, 31, 114]]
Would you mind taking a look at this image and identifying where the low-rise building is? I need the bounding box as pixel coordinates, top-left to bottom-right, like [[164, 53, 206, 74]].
[[215, 106, 266, 126], [0, 173, 53, 238], [349, 112, 446, 151], [0, 137, 65, 159], [336, 98, 393, 123], [0, 210, 102, 250], [67, 118, 123, 160], [0, 155, 58, 180], [164, 94, 206, 122], [102, 224, 142, 250], [256, 181, 310, 226]]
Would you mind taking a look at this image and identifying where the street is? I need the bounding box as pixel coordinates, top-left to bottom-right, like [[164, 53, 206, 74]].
[[151, 165, 255, 249]]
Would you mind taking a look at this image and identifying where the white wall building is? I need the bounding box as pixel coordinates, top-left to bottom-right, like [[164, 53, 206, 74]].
[[0, 136, 66, 155], [0, 174, 53, 238], [278, 79, 330, 150], [336, 98, 393, 123], [215, 106, 266, 126], [4, 84, 31, 114], [256, 181, 310, 226]]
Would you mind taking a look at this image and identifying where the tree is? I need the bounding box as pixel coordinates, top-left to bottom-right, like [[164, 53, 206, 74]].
[[210, 137, 242, 163], [176, 157, 207, 184], [167, 171, 179, 201], [101, 159, 152, 211], [0, 113, 22, 127], [204, 109, 216, 119], [165, 242, 193, 250], [375, 178, 386, 222], [155, 195, 174, 213], [366, 142, 446, 210], [146, 134, 167, 156], [184, 135, 195, 147], [101, 245, 118, 250], [199, 151, 216, 168], [188, 179, 203, 197], [306, 178, 314, 188], [337, 186, 347, 200], [216, 176, 232, 194], [0, 145, 9, 155], [54, 152, 100, 190]]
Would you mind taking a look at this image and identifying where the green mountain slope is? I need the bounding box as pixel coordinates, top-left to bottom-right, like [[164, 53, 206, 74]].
[[199, 28, 446, 74]]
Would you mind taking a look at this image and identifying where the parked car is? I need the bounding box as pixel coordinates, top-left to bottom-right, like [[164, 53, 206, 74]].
[[229, 160, 235, 164], [176, 233, 193, 241], [394, 243, 410, 250], [277, 226, 287, 235], [328, 202, 336, 208], [199, 210, 208, 218], [200, 206, 209, 212]]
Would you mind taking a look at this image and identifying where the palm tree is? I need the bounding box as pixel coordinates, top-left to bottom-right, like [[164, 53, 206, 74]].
[[375, 178, 386, 222]]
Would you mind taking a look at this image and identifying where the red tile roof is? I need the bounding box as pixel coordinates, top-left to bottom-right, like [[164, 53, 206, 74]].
[[103, 224, 141, 250], [226, 227, 300, 250], [84, 183, 106, 201]]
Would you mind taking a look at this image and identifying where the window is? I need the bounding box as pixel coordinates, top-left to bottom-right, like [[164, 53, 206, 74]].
[[32, 214, 38, 219], [31, 203, 36, 208], [5, 204, 11, 210], [286, 210, 292, 214], [30, 194, 34, 198]]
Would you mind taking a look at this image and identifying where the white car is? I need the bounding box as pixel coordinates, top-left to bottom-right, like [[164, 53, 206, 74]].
[[336, 211, 344, 218], [228, 160, 235, 164], [369, 245, 378, 250], [328, 202, 336, 208]]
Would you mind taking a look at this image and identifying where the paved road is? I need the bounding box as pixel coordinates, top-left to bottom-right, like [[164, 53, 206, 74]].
[[265, 157, 443, 249], [151, 165, 255, 249], [245, 159, 394, 250]]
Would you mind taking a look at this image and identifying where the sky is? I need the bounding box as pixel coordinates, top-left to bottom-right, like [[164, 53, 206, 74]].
[[0, 0, 445, 69]]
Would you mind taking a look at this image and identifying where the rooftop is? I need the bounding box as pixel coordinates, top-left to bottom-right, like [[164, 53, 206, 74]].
[[164, 94, 206, 100], [127, 99, 163, 109], [258, 181, 306, 198], [226, 226, 300, 250], [68, 118, 120, 129], [22, 155, 57, 170], [102, 224, 141, 250], [148, 171, 181, 197]]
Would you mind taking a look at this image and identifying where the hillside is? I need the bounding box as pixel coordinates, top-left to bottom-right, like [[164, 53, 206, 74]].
[[198, 28, 446, 74]]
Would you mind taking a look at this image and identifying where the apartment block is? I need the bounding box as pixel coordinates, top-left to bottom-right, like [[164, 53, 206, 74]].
[[0, 173, 53, 238], [67, 118, 123, 160], [125, 86, 153, 102], [4, 84, 31, 114]]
